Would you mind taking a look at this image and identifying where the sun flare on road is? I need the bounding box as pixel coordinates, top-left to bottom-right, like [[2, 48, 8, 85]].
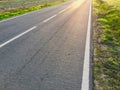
[[71, 0, 85, 9]]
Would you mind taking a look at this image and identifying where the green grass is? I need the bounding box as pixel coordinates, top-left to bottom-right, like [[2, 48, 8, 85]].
[[104, 0, 120, 8], [93, 0, 120, 89], [0, 0, 68, 20], [0, 0, 65, 12]]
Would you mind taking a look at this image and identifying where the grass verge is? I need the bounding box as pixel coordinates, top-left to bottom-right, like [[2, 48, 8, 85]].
[[0, 0, 68, 21], [93, 0, 120, 89]]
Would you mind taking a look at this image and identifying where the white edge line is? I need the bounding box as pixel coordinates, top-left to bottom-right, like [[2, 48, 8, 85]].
[[43, 15, 57, 23], [81, 0, 92, 90], [0, 26, 37, 48]]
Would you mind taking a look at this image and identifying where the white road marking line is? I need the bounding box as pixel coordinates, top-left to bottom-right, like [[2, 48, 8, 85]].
[[58, 9, 66, 14], [0, 26, 37, 48], [43, 15, 57, 23], [43, 8, 67, 23], [81, 0, 92, 90]]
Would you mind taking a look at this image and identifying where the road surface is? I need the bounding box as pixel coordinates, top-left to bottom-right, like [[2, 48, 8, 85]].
[[0, 0, 92, 90]]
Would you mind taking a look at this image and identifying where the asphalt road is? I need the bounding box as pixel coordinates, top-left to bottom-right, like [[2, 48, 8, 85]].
[[0, 0, 91, 90]]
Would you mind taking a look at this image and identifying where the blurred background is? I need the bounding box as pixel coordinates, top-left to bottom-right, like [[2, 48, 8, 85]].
[[0, 0, 64, 12]]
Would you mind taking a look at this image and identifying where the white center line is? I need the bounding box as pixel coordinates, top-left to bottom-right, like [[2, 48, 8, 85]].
[[81, 0, 92, 90], [43, 8, 68, 23], [0, 8, 67, 49], [43, 14, 57, 23], [58, 9, 66, 14], [0, 26, 37, 48]]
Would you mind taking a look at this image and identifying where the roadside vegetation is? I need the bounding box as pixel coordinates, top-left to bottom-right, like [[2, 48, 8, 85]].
[[0, 0, 67, 20], [93, 0, 120, 89]]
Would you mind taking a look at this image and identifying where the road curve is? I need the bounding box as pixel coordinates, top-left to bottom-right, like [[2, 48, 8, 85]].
[[0, 0, 91, 90]]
